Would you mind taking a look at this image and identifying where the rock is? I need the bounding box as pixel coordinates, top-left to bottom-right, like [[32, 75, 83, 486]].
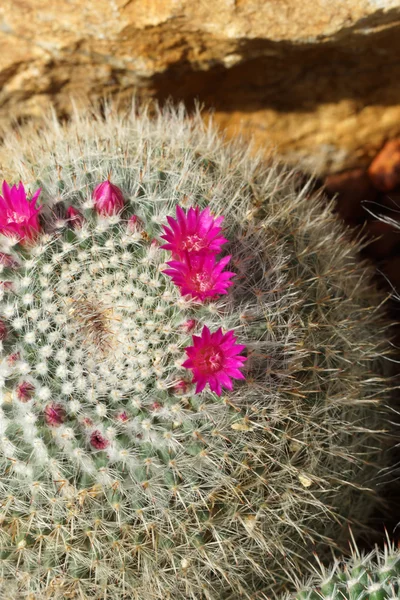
[[324, 168, 378, 225], [378, 191, 400, 213], [364, 220, 400, 260], [381, 256, 400, 292], [1, 1, 400, 174], [368, 140, 400, 191]]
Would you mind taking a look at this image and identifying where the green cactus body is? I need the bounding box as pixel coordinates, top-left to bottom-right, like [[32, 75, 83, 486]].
[[0, 105, 392, 599], [293, 545, 400, 600]]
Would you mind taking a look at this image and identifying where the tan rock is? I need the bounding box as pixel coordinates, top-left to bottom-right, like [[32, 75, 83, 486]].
[[368, 140, 400, 191], [0, 0, 400, 174], [325, 168, 378, 225]]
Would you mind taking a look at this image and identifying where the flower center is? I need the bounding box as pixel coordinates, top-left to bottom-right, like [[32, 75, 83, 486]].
[[67, 297, 116, 355], [190, 271, 214, 292], [182, 234, 206, 252], [7, 211, 28, 225], [196, 346, 224, 374]]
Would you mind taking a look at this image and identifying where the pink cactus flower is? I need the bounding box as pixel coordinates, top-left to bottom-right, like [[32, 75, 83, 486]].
[[16, 381, 35, 402], [90, 429, 109, 450], [92, 180, 125, 216], [0, 181, 42, 242], [66, 206, 84, 228], [161, 205, 227, 259], [44, 403, 66, 427], [164, 254, 235, 301], [183, 326, 247, 396]]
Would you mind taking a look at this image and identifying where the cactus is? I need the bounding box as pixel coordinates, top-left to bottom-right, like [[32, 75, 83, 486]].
[[289, 542, 400, 600], [0, 103, 392, 599]]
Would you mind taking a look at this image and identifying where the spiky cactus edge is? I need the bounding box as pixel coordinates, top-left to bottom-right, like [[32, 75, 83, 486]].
[[0, 103, 392, 599], [287, 541, 400, 600]]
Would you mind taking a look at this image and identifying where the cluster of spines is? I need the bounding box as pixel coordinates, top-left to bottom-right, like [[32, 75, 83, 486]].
[[292, 544, 400, 600]]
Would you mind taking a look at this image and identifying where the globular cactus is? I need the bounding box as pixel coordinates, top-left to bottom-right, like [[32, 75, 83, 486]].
[[290, 542, 400, 600], [0, 103, 392, 599]]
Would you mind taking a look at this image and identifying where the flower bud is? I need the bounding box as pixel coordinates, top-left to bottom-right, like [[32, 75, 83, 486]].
[[7, 351, 20, 365], [172, 380, 190, 395], [127, 214, 143, 232], [0, 253, 18, 268], [16, 381, 35, 402], [66, 206, 84, 228], [116, 411, 129, 422], [92, 181, 125, 216], [44, 403, 66, 427], [151, 401, 162, 411], [90, 429, 109, 450], [180, 319, 197, 333], [0, 320, 7, 341]]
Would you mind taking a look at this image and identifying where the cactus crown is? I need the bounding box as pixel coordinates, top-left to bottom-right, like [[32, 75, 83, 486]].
[[0, 104, 390, 599]]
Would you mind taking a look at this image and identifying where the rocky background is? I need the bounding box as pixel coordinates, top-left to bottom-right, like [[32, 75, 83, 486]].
[[0, 0, 400, 545], [0, 0, 400, 175]]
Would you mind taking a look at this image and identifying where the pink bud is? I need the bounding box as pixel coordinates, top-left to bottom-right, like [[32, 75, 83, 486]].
[[92, 181, 125, 216], [180, 319, 197, 333], [90, 429, 109, 450], [116, 411, 129, 422], [0, 281, 13, 291], [0, 320, 7, 341], [16, 381, 35, 402], [66, 206, 84, 228], [81, 417, 93, 428], [7, 351, 20, 365], [44, 403, 66, 427], [127, 214, 143, 232], [151, 402, 162, 411], [0, 253, 18, 268], [172, 380, 190, 395]]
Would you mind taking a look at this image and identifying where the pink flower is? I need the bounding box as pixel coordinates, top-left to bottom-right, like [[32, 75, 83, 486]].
[[90, 429, 109, 450], [44, 403, 66, 427], [92, 180, 125, 215], [0, 181, 42, 242], [16, 381, 35, 402], [164, 254, 235, 301], [183, 326, 247, 396], [66, 206, 84, 228], [161, 206, 227, 259]]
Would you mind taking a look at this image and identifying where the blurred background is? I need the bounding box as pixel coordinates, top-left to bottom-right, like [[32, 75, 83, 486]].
[[1, 0, 400, 544]]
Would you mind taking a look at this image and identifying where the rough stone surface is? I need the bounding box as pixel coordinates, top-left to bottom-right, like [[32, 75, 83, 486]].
[[1, 0, 400, 174], [368, 140, 400, 191]]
